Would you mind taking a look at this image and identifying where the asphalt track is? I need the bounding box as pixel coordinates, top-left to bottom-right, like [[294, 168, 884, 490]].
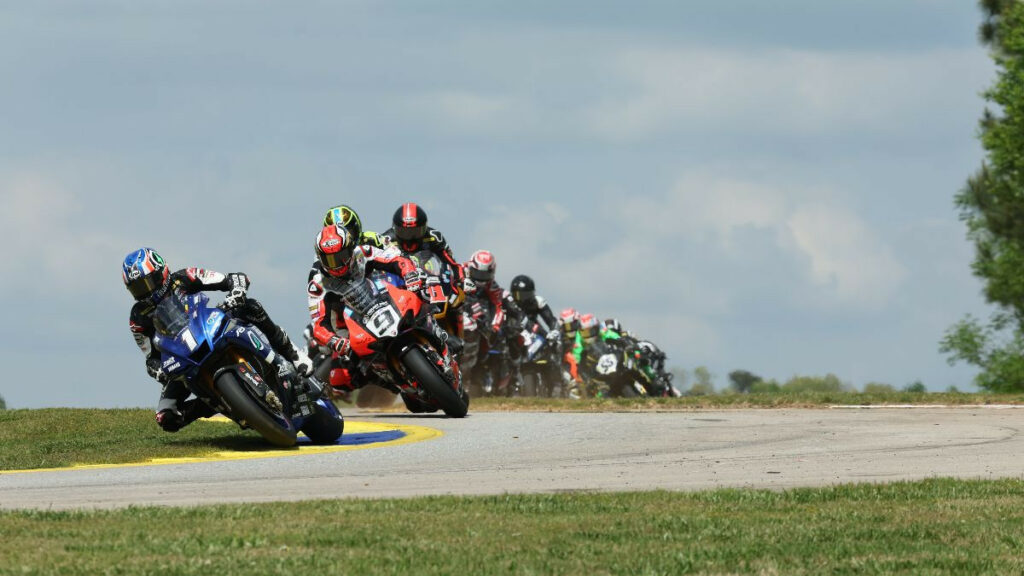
[[2, 407, 1024, 510]]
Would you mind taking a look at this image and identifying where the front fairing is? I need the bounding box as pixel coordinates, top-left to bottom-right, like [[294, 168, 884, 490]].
[[154, 292, 276, 379]]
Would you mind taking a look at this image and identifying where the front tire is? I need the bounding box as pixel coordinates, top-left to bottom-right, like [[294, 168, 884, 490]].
[[300, 401, 345, 444], [402, 346, 468, 418], [215, 372, 297, 447]]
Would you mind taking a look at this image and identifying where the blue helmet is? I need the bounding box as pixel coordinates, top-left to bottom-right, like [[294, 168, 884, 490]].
[[122, 248, 168, 301]]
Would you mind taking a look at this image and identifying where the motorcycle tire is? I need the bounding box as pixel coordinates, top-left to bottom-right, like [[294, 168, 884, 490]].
[[402, 346, 468, 418], [521, 372, 538, 397], [215, 372, 297, 447], [300, 401, 345, 444]]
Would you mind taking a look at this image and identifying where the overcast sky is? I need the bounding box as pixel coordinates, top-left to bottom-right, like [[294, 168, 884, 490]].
[[0, 1, 997, 408]]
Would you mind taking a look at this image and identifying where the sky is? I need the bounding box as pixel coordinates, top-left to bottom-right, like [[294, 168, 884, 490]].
[[0, 1, 999, 408]]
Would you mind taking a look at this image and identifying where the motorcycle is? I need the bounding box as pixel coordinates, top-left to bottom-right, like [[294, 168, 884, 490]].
[[332, 271, 469, 417], [407, 249, 464, 338], [152, 291, 344, 447], [582, 338, 653, 398], [517, 324, 564, 397]]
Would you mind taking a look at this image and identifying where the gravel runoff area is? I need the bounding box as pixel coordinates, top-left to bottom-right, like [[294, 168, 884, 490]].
[[2, 407, 1024, 510]]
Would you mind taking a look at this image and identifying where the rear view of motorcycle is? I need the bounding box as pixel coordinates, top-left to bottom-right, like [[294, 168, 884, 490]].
[[154, 291, 344, 447]]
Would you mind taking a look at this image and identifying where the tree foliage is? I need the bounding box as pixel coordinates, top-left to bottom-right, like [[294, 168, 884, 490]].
[[0, 393, 5, 410], [728, 370, 762, 394], [945, 1, 1024, 391], [687, 366, 715, 396], [780, 374, 850, 394]]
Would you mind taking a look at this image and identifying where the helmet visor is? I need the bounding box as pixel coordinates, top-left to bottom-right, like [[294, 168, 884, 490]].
[[469, 267, 494, 283], [319, 246, 356, 274], [395, 225, 426, 243], [127, 273, 165, 300], [511, 288, 535, 302]]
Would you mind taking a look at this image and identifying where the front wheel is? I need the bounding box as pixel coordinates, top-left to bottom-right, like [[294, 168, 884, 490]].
[[215, 372, 297, 447], [300, 400, 345, 444], [402, 346, 468, 418]]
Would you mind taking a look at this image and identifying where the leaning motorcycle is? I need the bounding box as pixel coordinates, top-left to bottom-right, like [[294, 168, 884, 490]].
[[153, 291, 344, 447], [518, 325, 564, 397], [583, 339, 653, 398], [333, 272, 469, 417]]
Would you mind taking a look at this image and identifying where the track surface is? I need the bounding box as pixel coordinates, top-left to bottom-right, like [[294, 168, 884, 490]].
[[2, 408, 1024, 510]]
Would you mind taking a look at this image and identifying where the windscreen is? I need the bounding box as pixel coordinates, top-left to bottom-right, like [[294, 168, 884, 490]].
[[153, 292, 189, 336]]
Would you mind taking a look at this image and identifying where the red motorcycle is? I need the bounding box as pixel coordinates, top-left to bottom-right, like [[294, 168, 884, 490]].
[[338, 271, 469, 417]]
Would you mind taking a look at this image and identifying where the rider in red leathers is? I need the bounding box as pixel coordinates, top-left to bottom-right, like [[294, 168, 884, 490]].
[[307, 224, 428, 398]]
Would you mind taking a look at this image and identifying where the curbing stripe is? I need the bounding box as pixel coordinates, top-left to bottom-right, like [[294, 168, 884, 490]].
[[0, 420, 442, 475]]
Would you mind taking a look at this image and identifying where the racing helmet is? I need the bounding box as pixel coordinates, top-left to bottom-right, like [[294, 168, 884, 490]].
[[316, 224, 365, 280], [122, 247, 169, 301], [466, 250, 496, 285], [559, 308, 579, 337], [323, 205, 363, 242], [392, 202, 428, 250], [603, 318, 623, 335], [579, 313, 600, 343], [510, 274, 537, 308]]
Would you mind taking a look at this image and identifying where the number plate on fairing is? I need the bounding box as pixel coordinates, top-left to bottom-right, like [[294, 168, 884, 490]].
[[366, 305, 401, 338]]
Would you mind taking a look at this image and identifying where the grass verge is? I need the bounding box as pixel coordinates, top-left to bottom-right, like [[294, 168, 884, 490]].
[[0, 409, 267, 471], [2, 479, 1023, 575]]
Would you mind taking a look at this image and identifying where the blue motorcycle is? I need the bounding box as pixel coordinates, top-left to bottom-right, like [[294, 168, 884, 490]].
[[152, 291, 344, 447]]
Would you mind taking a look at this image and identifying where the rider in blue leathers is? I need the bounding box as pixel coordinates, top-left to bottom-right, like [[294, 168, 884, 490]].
[[123, 247, 313, 432]]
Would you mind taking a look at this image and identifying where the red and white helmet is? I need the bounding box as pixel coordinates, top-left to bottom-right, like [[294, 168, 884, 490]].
[[466, 249, 497, 285], [316, 224, 365, 279], [559, 308, 579, 335], [579, 313, 600, 342]]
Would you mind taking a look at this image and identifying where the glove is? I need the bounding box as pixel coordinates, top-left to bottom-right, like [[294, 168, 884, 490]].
[[223, 273, 249, 309], [327, 335, 351, 356], [547, 330, 562, 343], [155, 408, 185, 432], [152, 366, 170, 385], [403, 270, 425, 292]]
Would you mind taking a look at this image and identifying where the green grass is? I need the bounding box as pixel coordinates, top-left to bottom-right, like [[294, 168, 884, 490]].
[[2, 479, 1023, 575], [463, 391, 1024, 412], [0, 409, 274, 471]]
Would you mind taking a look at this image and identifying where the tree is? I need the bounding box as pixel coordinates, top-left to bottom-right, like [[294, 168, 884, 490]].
[[862, 382, 896, 394], [0, 393, 5, 410], [903, 380, 928, 393], [688, 366, 715, 396], [728, 370, 762, 394], [944, 1, 1024, 391], [781, 374, 849, 394]]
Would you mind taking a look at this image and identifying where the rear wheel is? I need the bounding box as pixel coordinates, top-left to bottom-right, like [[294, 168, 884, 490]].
[[402, 346, 468, 418], [300, 401, 345, 444], [215, 372, 297, 447]]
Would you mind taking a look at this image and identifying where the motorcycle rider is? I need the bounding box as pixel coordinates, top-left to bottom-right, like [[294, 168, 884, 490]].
[[461, 250, 524, 394], [123, 248, 314, 432], [509, 274, 562, 395], [323, 204, 388, 249], [382, 203, 465, 285], [559, 308, 584, 395], [307, 224, 431, 400], [510, 275, 561, 343], [382, 202, 465, 337]]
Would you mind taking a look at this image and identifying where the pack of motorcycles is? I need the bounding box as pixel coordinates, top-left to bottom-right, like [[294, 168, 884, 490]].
[[304, 251, 680, 410]]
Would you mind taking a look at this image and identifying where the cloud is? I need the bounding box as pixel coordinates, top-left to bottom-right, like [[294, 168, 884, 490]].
[[583, 46, 988, 139]]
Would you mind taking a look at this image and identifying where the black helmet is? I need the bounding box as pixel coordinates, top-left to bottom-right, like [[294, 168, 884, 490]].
[[603, 318, 623, 335], [392, 202, 428, 250], [510, 274, 537, 308]]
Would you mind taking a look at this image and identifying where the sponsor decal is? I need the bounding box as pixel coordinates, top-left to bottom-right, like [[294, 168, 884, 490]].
[[324, 238, 340, 248], [128, 268, 141, 280], [308, 281, 323, 297], [129, 321, 144, 333], [248, 332, 264, 351]]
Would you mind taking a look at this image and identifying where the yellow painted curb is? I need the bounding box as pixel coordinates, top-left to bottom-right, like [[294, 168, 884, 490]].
[[0, 420, 442, 475]]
